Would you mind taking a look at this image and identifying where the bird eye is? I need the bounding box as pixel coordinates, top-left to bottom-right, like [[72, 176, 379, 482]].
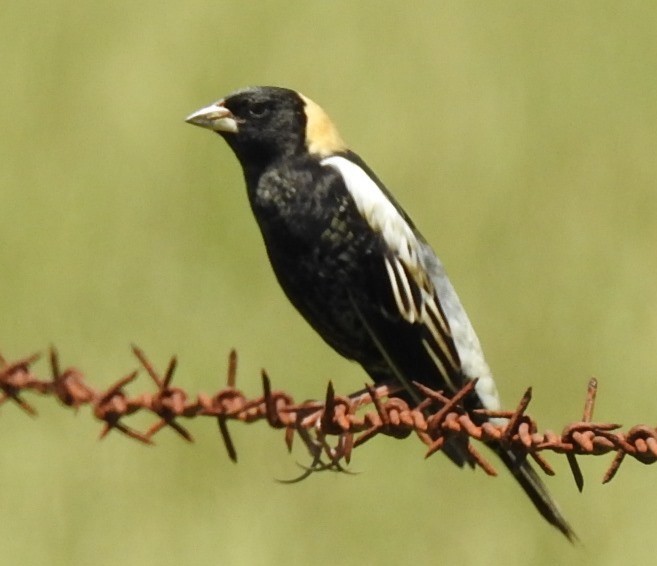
[[248, 102, 269, 118]]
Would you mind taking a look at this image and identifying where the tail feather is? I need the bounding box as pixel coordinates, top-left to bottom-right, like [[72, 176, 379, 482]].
[[492, 442, 577, 542], [365, 368, 576, 539]]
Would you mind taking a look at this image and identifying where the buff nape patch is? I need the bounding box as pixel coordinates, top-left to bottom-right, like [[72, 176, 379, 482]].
[[300, 93, 347, 157]]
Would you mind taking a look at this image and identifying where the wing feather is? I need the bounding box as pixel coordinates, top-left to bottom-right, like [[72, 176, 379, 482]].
[[322, 155, 464, 393], [383, 256, 413, 322]]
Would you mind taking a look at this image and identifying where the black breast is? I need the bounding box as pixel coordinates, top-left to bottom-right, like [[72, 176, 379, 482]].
[[247, 156, 386, 364]]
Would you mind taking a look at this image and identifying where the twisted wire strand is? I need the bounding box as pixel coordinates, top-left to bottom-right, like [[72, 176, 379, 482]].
[[1, 346, 655, 487]]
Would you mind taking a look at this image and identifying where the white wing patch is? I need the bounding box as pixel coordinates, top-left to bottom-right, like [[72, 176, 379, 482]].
[[321, 156, 420, 265], [321, 155, 462, 392]]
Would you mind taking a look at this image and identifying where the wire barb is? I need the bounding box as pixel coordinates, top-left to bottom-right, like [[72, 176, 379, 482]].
[[0, 346, 656, 487]]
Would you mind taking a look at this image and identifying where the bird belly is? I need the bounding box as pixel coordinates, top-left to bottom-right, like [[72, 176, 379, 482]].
[[264, 236, 383, 366]]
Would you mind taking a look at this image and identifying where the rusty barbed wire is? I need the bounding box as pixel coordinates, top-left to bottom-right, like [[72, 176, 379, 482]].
[[1, 345, 656, 488]]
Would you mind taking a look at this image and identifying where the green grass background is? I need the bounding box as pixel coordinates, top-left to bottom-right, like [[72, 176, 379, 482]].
[[2, 2, 657, 565]]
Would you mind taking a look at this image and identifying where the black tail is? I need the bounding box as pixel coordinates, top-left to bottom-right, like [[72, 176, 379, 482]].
[[492, 442, 577, 542]]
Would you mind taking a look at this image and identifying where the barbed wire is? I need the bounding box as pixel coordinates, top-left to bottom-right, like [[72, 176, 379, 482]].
[[1, 345, 655, 488]]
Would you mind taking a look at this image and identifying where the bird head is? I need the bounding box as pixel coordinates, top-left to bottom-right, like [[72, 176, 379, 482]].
[[186, 86, 346, 170]]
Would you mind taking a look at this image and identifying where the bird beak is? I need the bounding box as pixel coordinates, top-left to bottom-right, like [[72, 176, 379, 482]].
[[185, 101, 239, 133]]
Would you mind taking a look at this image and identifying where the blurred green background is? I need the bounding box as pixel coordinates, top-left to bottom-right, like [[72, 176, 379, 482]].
[[2, 2, 657, 565]]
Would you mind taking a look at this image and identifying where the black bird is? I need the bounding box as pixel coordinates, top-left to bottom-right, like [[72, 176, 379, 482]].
[[186, 86, 575, 540]]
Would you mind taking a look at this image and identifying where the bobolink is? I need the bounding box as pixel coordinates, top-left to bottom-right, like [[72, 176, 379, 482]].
[[186, 86, 575, 540]]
